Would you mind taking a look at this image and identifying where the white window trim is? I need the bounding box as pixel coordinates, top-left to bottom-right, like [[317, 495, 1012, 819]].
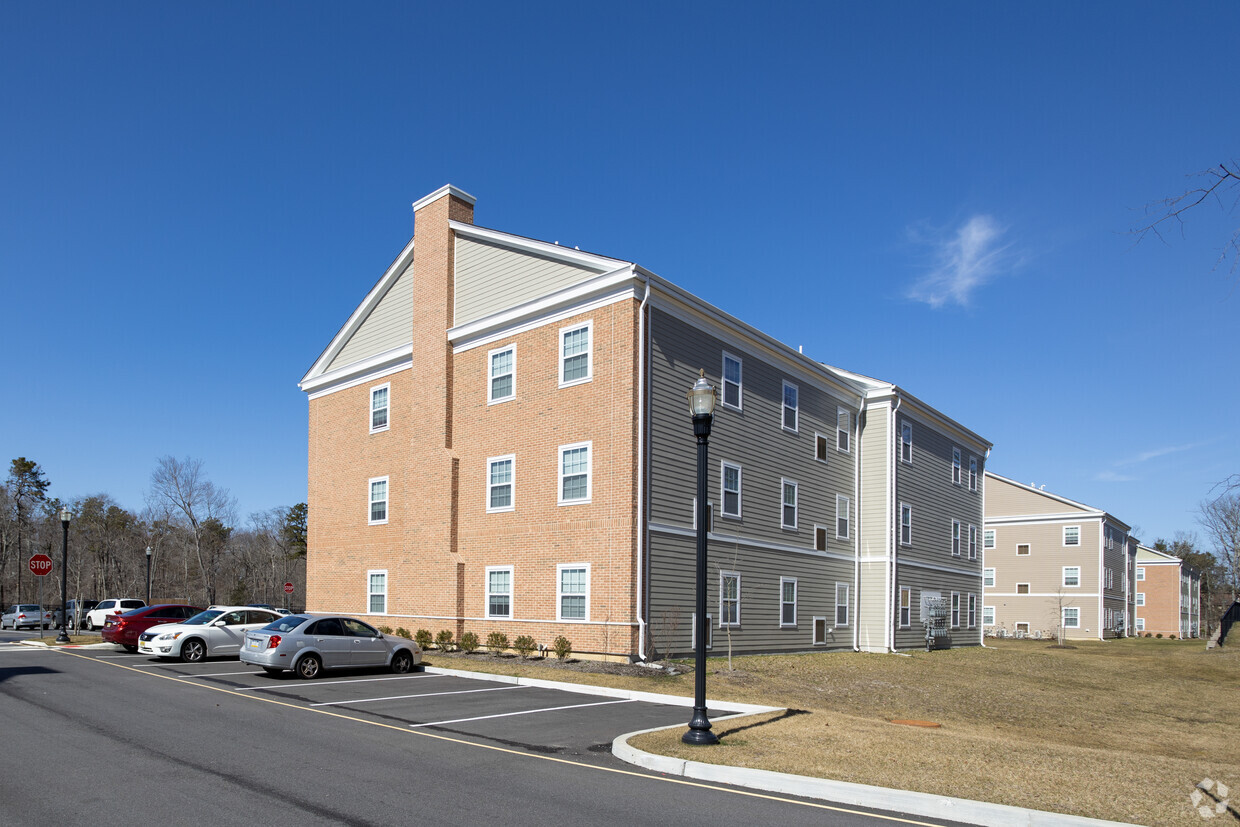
[[900, 503, 912, 546], [1136, 617, 1145, 632], [814, 432, 829, 463], [900, 422, 913, 464], [899, 587, 911, 628], [969, 456, 978, 492], [691, 497, 714, 532], [557, 441, 592, 505], [487, 344, 516, 405], [982, 605, 995, 626], [951, 519, 962, 556], [983, 568, 995, 588], [781, 380, 799, 433], [814, 524, 828, 552], [1136, 566, 1145, 581], [486, 455, 515, 513], [1016, 582, 1031, 594], [558, 320, 593, 388], [485, 565, 514, 619], [720, 461, 742, 519], [968, 593, 977, 628], [1016, 543, 1031, 556], [1062, 607, 1080, 629], [781, 478, 798, 530], [968, 524, 978, 560], [719, 571, 741, 627], [370, 382, 391, 434], [1136, 592, 1145, 606], [779, 576, 797, 628], [721, 351, 742, 411], [367, 569, 387, 615], [368, 476, 389, 526], [835, 582, 850, 627], [952, 447, 962, 485], [691, 613, 714, 650], [984, 528, 996, 549], [1063, 525, 1081, 547], [950, 591, 961, 628], [556, 563, 590, 622], [836, 407, 851, 454], [836, 494, 850, 540]]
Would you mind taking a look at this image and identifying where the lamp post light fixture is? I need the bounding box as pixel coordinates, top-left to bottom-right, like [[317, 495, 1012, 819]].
[[56, 508, 71, 644], [145, 546, 153, 604], [683, 369, 720, 746]]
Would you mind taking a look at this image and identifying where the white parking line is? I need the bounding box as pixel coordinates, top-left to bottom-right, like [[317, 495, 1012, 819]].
[[97, 655, 148, 659], [180, 670, 263, 678], [409, 698, 636, 728], [310, 684, 527, 707], [231, 673, 444, 691]]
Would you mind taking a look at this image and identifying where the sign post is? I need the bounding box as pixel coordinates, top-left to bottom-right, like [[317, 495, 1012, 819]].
[[29, 554, 52, 639], [283, 582, 294, 611]]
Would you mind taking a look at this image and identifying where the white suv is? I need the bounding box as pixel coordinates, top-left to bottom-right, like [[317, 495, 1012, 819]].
[[84, 598, 146, 631]]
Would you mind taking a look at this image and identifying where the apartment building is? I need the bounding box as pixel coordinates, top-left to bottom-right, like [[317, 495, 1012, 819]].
[[299, 184, 990, 660], [1134, 545, 1201, 637], [983, 473, 1135, 640]]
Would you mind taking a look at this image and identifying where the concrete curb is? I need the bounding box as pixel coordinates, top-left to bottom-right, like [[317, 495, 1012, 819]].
[[17, 639, 116, 650]]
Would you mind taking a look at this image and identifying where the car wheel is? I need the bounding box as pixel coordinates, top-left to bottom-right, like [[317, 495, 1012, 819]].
[[122, 644, 138, 653], [295, 654, 322, 679], [84, 618, 94, 631], [390, 650, 414, 674], [180, 638, 207, 663], [262, 667, 282, 676]]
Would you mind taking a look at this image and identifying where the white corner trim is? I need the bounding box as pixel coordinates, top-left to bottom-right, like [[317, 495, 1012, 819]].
[[412, 184, 476, 212]]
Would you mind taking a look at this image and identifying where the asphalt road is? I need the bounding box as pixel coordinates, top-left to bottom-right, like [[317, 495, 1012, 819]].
[[0, 633, 960, 826]]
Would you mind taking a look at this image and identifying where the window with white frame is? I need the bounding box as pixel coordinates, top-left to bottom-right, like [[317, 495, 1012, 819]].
[[900, 503, 912, 545], [1017, 543, 1030, 556], [984, 528, 996, 549], [486, 566, 512, 618], [969, 456, 978, 491], [836, 408, 851, 453], [812, 616, 828, 645], [815, 433, 828, 462], [952, 447, 962, 485], [968, 593, 977, 628], [968, 524, 978, 559], [691, 613, 714, 650], [900, 422, 912, 464], [488, 345, 515, 403], [1105, 567, 1113, 589], [1063, 525, 1081, 546], [815, 526, 827, 552], [1136, 617, 1145, 632], [782, 381, 798, 431], [899, 587, 911, 628], [951, 520, 962, 556], [950, 592, 961, 628], [721, 462, 741, 518], [1136, 592, 1145, 606], [368, 570, 387, 614], [486, 456, 514, 512], [983, 568, 995, 588], [720, 572, 740, 626], [558, 442, 591, 504], [1062, 607, 1080, 628], [983, 605, 995, 626], [559, 322, 592, 386], [835, 582, 850, 626], [722, 352, 742, 410], [780, 577, 797, 626], [368, 477, 389, 525], [1063, 566, 1081, 587], [691, 497, 713, 532], [836, 494, 850, 540], [1017, 583, 1030, 594], [781, 480, 798, 529], [1137, 566, 1145, 581], [557, 564, 589, 621], [370, 384, 390, 433]]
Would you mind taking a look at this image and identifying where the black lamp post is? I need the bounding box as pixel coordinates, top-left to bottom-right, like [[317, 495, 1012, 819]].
[[683, 369, 719, 746], [145, 546, 152, 604], [56, 508, 71, 644]]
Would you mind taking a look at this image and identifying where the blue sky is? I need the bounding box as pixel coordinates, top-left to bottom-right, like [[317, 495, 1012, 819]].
[[3, 2, 1237, 545]]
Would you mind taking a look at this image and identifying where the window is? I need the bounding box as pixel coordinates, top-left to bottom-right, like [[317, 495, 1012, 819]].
[[1136, 592, 1145, 606], [691, 497, 713, 532], [984, 529, 996, 549], [969, 457, 978, 491], [1105, 568, 1113, 589], [782, 381, 798, 431], [983, 568, 995, 588], [486, 566, 512, 618], [721, 462, 742, 518], [691, 613, 714, 650], [967, 593, 977, 628], [1137, 566, 1145, 581], [951, 520, 961, 556], [835, 583, 850, 627], [781, 480, 798, 529], [812, 616, 828, 645], [370, 384, 390, 433], [559, 322, 592, 386], [900, 422, 912, 463], [815, 433, 829, 462], [1062, 607, 1080, 628], [836, 495, 850, 540], [557, 564, 589, 621], [720, 572, 740, 626], [558, 442, 591, 504], [836, 408, 851, 453], [1136, 617, 1145, 632], [950, 592, 960, 628], [368, 477, 389, 525], [486, 456, 514, 512], [722, 352, 742, 409], [900, 504, 912, 545], [1063, 525, 1081, 546], [780, 577, 797, 627], [968, 525, 978, 560], [488, 345, 515, 403], [368, 570, 387, 614], [952, 448, 962, 485], [982, 606, 995, 626], [1017, 583, 1030, 595], [899, 587, 911, 628], [1017, 543, 1030, 556], [815, 526, 827, 552]]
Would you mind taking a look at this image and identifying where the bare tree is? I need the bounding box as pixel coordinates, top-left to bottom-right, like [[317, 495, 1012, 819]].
[[1133, 161, 1240, 274], [1200, 492, 1240, 599], [147, 457, 236, 605]]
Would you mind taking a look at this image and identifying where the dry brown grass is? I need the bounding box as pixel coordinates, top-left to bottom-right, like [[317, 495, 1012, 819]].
[[429, 639, 1240, 825]]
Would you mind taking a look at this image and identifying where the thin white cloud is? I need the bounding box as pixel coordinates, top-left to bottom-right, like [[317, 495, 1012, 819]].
[[1094, 470, 1138, 483], [906, 215, 1012, 308], [1116, 442, 1206, 466]]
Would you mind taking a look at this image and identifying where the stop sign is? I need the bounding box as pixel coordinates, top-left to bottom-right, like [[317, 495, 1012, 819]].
[[283, 582, 294, 594], [29, 554, 53, 577]]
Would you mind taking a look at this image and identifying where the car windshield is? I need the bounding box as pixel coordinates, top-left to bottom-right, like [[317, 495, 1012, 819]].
[[121, 607, 149, 617], [261, 615, 310, 633], [182, 609, 224, 626], [19, 605, 40, 612]]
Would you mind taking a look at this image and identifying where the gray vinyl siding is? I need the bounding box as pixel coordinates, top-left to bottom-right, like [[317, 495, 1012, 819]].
[[893, 564, 982, 650], [857, 402, 891, 652], [327, 264, 414, 372], [454, 236, 605, 326]]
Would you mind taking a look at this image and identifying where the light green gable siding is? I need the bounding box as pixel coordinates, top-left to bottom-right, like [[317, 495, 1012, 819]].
[[454, 236, 604, 326], [327, 263, 414, 372], [857, 402, 891, 652]]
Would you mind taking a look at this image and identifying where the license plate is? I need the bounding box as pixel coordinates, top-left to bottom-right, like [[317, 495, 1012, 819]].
[[248, 639, 260, 650]]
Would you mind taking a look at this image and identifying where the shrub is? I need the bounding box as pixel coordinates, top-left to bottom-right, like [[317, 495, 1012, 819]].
[[459, 631, 480, 653], [394, 627, 411, 639], [378, 625, 394, 635], [1144, 632, 1152, 638], [1169, 634, 1177, 640], [486, 631, 509, 655], [435, 629, 455, 651], [513, 635, 536, 658], [415, 629, 433, 649], [1155, 633, 1163, 639], [552, 635, 572, 660]]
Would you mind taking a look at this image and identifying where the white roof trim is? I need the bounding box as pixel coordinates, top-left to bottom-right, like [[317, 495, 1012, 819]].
[[413, 184, 476, 212], [451, 220, 627, 273], [985, 513, 1105, 526], [301, 344, 413, 395]]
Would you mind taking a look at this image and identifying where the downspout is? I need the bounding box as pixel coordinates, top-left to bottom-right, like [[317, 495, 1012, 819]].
[[887, 394, 902, 653], [635, 274, 651, 660], [980, 446, 992, 648], [853, 399, 862, 652], [1098, 520, 1106, 642]]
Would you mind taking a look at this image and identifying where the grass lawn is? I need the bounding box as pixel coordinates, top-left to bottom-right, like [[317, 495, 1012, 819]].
[[426, 638, 1239, 825]]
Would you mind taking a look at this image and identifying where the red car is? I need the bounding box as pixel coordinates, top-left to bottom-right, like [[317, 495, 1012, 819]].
[[102, 604, 204, 652]]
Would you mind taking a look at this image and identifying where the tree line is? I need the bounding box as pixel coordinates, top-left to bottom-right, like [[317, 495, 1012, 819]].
[[0, 456, 306, 612]]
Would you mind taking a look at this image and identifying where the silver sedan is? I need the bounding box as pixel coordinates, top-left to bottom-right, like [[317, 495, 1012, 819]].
[[239, 614, 421, 679]]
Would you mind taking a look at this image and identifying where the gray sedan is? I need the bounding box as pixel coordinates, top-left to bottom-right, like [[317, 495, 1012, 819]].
[[239, 614, 421, 679]]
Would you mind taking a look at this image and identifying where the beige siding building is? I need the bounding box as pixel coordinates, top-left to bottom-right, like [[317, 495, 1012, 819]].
[[1134, 546, 1201, 637]]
